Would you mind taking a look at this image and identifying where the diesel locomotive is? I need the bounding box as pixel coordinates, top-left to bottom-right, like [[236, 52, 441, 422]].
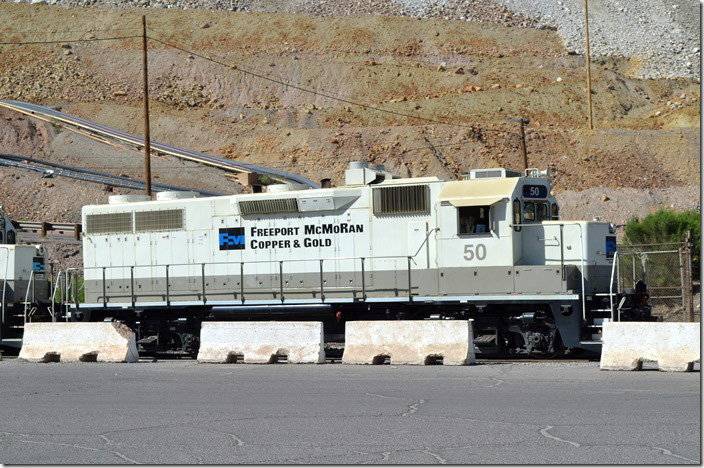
[[69, 163, 653, 356]]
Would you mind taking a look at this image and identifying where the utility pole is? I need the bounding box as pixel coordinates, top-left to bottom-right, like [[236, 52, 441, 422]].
[[142, 15, 152, 197], [584, 0, 594, 130], [509, 117, 530, 169]]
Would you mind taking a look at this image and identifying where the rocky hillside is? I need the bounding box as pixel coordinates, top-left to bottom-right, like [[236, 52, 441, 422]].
[[0, 2, 699, 234]]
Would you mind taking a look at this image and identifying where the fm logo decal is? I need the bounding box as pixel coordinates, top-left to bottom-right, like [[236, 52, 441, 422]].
[[219, 227, 245, 250]]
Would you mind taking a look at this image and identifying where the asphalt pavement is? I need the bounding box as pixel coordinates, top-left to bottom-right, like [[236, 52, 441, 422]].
[[0, 359, 699, 464]]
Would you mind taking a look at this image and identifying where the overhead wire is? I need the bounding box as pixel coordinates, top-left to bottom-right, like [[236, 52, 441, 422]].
[[0, 35, 142, 46], [146, 34, 517, 134]]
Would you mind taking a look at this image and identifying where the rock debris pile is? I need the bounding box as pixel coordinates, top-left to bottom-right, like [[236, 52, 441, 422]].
[[18, 0, 698, 79]]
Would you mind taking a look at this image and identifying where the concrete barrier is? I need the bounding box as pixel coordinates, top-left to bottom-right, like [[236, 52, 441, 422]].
[[600, 322, 700, 372], [342, 320, 476, 365], [19, 322, 138, 363], [197, 321, 325, 364]]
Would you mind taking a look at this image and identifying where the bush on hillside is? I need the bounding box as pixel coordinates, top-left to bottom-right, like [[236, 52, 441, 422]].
[[624, 209, 700, 281], [624, 209, 699, 249]]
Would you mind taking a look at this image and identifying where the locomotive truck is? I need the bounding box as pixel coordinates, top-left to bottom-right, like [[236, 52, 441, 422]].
[[63, 162, 654, 357]]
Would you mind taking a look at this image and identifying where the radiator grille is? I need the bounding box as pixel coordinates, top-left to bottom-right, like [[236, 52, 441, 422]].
[[85, 212, 133, 235], [373, 185, 429, 216], [239, 198, 299, 216], [135, 209, 184, 232]]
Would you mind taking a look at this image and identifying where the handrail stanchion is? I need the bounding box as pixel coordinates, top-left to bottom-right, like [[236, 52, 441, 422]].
[[64, 272, 69, 321], [609, 251, 618, 322], [23, 270, 34, 324], [102, 267, 107, 309], [361, 257, 366, 301], [72, 270, 79, 310], [279, 261, 285, 303], [319, 259, 325, 302], [130, 266, 135, 309], [240, 262, 245, 304], [559, 224, 565, 280], [407, 256, 413, 302], [0, 247, 8, 336], [201, 263, 207, 305], [165, 265, 170, 308]]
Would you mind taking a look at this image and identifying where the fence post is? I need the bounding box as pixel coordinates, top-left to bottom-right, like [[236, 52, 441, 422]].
[[684, 231, 694, 322], [679, 247, 686, 321]]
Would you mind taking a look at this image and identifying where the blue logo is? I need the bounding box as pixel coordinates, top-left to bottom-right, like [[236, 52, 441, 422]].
[[605, 236, 617, 259], [32, 257, 45, 273], [219, 227, 246, 251]]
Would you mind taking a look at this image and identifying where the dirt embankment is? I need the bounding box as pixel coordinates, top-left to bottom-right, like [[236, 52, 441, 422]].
[[0, 3, 699, 236]]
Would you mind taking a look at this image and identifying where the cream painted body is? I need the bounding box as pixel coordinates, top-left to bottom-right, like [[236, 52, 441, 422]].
[[80, 171, 613, 304]]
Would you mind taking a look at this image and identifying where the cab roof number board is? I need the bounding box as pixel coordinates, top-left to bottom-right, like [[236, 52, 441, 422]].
[[522, 184, 548, 199]]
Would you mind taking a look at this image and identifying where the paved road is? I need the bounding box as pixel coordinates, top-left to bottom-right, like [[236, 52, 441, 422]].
[[0, 360, 699, 464]]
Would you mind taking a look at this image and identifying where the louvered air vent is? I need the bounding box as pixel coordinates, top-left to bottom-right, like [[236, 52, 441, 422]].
[[372, 185, 429, 216], [239, 198, 300, 216], [85, 212, 133, 235], [135, 209, 184, 232]]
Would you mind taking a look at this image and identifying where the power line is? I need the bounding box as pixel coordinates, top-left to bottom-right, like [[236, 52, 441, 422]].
[[0, 35, 141, 46], [147, 34, 516, 133], [0, 28, 139, 35]]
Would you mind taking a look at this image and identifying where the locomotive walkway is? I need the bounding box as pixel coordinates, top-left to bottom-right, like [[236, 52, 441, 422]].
[[0, 360, 699, 464]]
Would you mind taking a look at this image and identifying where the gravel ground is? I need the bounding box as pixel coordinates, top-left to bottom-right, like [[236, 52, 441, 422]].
[[495, 0, 700, 79], [15, 0, 699, 79]]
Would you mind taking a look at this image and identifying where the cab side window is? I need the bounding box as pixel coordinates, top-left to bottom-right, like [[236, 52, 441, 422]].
[[551, 203, 560, 220], [523, 202, 535, 222], [536, 202, 549, 221], [458, 206, 490, 235]]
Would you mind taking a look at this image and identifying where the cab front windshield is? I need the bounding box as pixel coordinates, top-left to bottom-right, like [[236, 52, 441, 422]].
[[523, 201, 550, 222]]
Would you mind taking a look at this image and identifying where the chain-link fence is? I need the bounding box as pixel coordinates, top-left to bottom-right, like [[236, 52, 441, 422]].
[[616, 240, 696, 322]]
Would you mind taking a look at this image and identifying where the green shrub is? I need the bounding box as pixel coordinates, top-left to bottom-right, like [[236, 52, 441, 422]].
[[624, 209, 699, 249], [624, 209, 700, 281]]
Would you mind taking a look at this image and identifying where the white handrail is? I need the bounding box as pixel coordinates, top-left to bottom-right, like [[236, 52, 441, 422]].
[[50, 270, 63, 322], [23, 270, 34, 324], [510, 222, 587, 321], [0, 247, 9, 330], [609, 251, 618, 321]]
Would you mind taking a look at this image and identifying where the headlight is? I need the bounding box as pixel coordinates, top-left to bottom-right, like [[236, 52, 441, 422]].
[[608, 223, 616, 234]]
